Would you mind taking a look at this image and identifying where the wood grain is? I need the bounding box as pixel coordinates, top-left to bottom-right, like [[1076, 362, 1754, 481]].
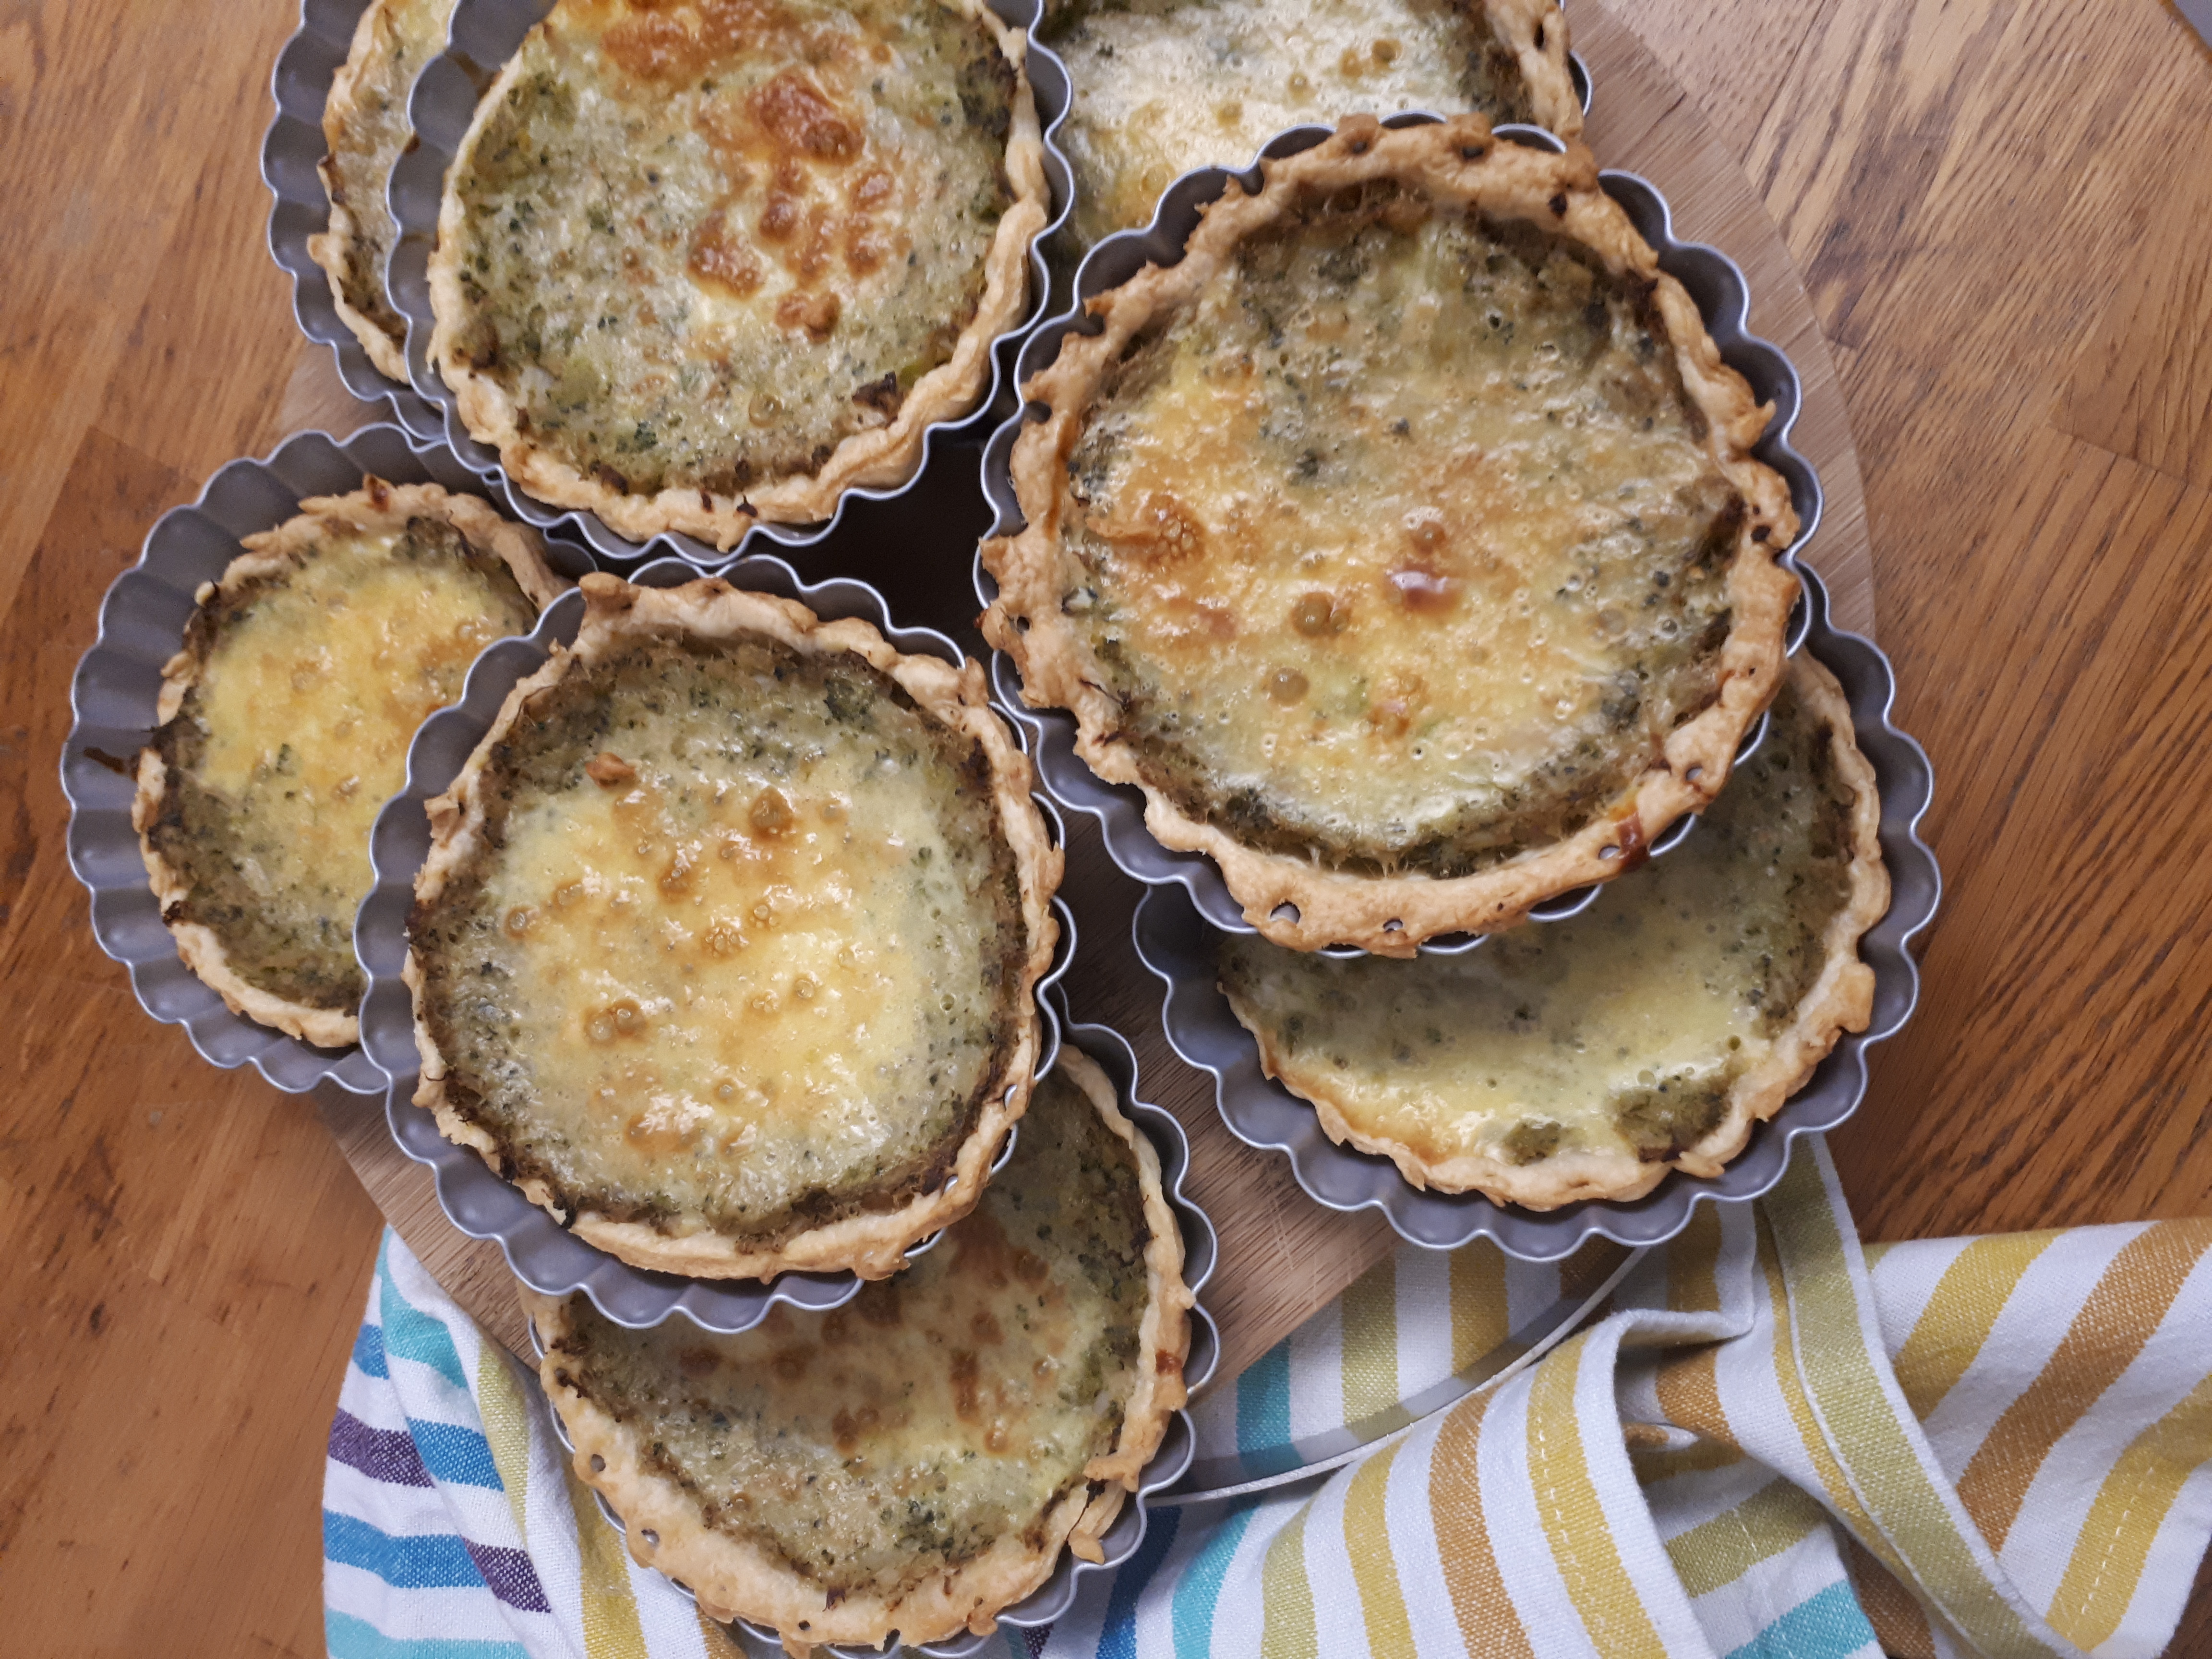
[[3, 0, 2209, 1654]]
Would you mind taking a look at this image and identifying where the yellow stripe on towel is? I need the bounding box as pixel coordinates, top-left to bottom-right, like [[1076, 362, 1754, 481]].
[[2045, 1366, 2212, 1650], [1430, 1391, 1535, 1659], [565, 1470, 651, 1659], [1343, 1444, 1417, 1659], [1527, 1334, 1667, 1659], [1955, 1224, 2212, 1548], [1891, 1231, 2061, 1421]]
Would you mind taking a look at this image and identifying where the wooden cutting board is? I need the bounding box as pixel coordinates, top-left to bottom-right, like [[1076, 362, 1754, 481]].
[[312, 0, 1878, 1377]]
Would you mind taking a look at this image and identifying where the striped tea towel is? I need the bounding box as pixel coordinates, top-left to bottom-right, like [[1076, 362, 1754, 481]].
[[325, 1138, 2212, 1659]]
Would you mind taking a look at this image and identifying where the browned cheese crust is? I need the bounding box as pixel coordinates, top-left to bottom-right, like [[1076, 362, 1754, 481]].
[[522, 1048, 1195, 1653], [408, 573, 1063, 1278], [981, 114, 1800, 954], [1223, 652, 1889, 1207], [427, 0, 1052, 548], [132, 480, 559, 1048]]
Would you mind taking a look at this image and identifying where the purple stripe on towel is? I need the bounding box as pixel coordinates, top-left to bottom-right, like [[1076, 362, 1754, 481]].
[[463, 1539, 553, 1614], [329, 1409, 434, 1489]]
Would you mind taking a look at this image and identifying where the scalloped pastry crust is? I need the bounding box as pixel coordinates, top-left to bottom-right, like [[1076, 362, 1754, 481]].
[[982, 114, 1799, 954], [523, 1047, 1195, 1654], [1044, 0, 1580, 250], [132, 480, 561, 1048], [309, 0, 457, 381], [408, 573, 1063, 1279], [427, 0, 1051, 549], [1220, 652, 1889, 1208]]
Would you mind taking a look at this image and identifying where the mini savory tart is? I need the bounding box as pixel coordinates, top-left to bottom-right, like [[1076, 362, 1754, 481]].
[[524, 1049, 1194, 1654], [428, 0, 1051, 549], [1217, 653, 1889, 1208], [310, 0, 458, 381], [1043, 0, 1580, 251], [407, 574, 1061, 1278], [135, 480, 561, 1048], [982, 114, 1800, 954]]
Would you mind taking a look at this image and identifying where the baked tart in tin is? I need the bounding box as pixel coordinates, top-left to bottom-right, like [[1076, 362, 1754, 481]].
[[135, 479, 562, 1048], [407, 573, 1062, 1279], [982, 114, 1800, 953], [310, 0, 457, 381], [428, 0, 1052, 549], [524, 1048, 1194, 1654], [1217, 653, 1888, 1208], [1042, 0, 1581, 251]]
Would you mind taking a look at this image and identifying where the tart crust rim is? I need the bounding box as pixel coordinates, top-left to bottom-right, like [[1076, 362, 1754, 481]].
[[132, 480, 561, 1050], [425, 0, 1053, 551], [308, 0, 432, 383], [980, 113, 1801, 956], [408, 571, 1065, 1280]]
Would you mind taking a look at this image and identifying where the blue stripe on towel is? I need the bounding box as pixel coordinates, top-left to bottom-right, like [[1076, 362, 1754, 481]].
[[324, 1511, 488, 1591], [325, 1610, 530, 1659]]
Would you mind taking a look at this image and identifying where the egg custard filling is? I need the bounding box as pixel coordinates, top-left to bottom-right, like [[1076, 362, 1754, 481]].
[[1217, 655, 1890, 1208], [429, 0, 1050, 546], [135, 481, 559, 1048], [1042, 0, 1580, 251], [984, 116, 1799, 951], [408, 575, 1059, 1278], [525, 1050, 1194, 1653], [311, 0, 458, 379]]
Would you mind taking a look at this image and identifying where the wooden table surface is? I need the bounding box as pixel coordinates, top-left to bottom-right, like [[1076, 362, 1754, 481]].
[[4, 2, 2210, 1654]]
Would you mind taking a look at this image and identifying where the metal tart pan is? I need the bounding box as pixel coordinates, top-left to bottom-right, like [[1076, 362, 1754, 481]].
[[1134, 565, 1938, 1262], [977, 112, 1818, 956], [263, 0, 443, 429], [61, 424, 594, 1097], [529, 1000, 1221, 1657], [357, 552, 1075, 1331], [384, 0, 1077, 566]]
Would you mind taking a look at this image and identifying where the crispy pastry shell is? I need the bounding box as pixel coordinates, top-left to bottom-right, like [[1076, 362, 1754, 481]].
[[409, 572, 1064, 1279], [981, 114, 1800, 954], [308, 0, 445, 382], [427, 0, 1052, 550], [521, 1046, 1194, 1654], [1226, 651, 1889, 1208], [132, 480, 559, 1050], [1488, 0, 1583, 138]]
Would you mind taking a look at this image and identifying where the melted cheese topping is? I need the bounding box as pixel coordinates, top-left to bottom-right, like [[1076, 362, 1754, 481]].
[[444, 0, 1016, 493], [417, 637, 1019, 1236], [1218, 673, 1856, 1169], [325, 0, 457, 342], [554, 1069, 1148, 1594], [1063, 200, 1742, 876], [1044, 0, 1536, 247], [152, 519, 538, 1010]]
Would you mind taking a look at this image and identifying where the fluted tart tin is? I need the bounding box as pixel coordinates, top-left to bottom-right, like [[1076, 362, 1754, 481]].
[[977, 113, 1820, 956], [529, 1002, 1222, 1656], [356, 550, 1075, 1332], [1136, 565, 1936, 1262], [61, 424, 594, 1097], [383, 0, 1079, 567]]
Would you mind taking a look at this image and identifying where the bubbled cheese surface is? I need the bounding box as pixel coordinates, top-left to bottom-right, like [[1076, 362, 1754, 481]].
[[443, 0, 1017, 495], [150, 518, 538, 1012], [1062, 200, 1743, 877], [550, 1067, 1149, 1596], [1218, 674, 1856, 1171], [414, 636, 1021, 1240], [1044, 0, 1536, 248]]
